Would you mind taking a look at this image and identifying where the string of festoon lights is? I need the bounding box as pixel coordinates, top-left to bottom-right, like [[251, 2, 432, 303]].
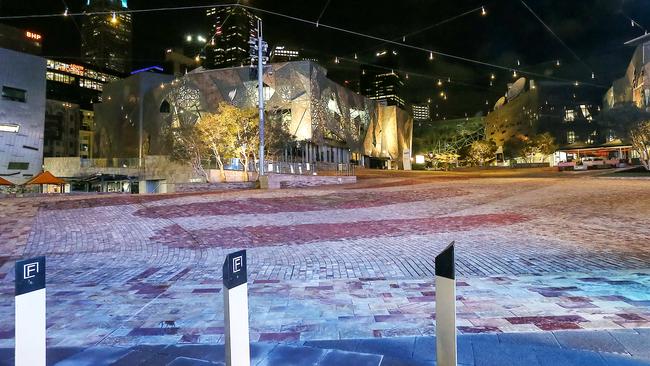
[[233, 3, 606, 88], [344, 5, 486, 61], [1, 2, 608, 89]]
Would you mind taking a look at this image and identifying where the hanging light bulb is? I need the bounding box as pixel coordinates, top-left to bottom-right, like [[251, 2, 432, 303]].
[[111, 11, 117, 23], [591, 72, 595, 79], [490, 80, 493, 86], [517, 59, 521, 66], [513, 70, 518, 78], [443, 95, 447, 100], [334, 56, 339, 64], [490, 73, 495, 80], [437, 79, 443, 86], [354, 53, 358, 60], [631, 19, 636, 27], [447, 77, 451, 82], [402, 35, 406, 42], [427, 98, 431, 103], [405, 73, 409, 79], [556, 59, 561, 67], [362, 69, 365, 75], [440, 91, 445, 97], [195, 55, 200, 62], [481, 6, 487, 16], [485, 100, 489, 105], [64, 8, 69, 16], [429, 52, 434, 61]]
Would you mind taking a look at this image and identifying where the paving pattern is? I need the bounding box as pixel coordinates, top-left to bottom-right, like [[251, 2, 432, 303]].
[[0, 170, 649, 348]]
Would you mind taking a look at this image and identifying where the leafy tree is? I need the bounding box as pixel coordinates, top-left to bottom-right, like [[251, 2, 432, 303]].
[[597, 104, 650, 169], [195, 104, 238, 182], [503, 136, 527, 161], [265, 109, 297, 162], [434, 152, 459, 171], [597, 104, 650, 140], [531, 132, 558, 162], [468, 140, 497, 166], [630, 120, 650, 170], [504, 133, 557, 163]]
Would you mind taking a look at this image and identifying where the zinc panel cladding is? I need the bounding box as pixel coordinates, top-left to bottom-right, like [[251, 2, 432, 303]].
[[0, 48, 46, 184]]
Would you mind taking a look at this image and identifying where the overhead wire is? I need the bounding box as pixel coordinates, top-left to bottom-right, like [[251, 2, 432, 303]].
[[237, 3, 606, 87], [519, 0, 594, 77], [0, 2, 607, 88], [344, 5, 485, 60], [315, 0, 332, 27]]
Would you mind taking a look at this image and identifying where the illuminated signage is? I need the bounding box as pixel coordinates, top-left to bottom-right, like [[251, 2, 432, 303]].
[[25, 31, 42, 41], [0, 124, 20, 133]]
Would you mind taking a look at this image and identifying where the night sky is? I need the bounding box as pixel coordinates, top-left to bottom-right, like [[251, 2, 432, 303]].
[[2, 0, 648, 118]]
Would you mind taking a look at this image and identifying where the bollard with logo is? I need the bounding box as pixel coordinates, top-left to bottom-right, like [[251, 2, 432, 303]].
[[15, 256, 46, 366], [223, 250, 250, 366], [435, 242, 457, 366]]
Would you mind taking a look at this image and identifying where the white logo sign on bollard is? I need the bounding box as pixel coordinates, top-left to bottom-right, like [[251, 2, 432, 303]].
[[435, 242, 457, 366], [15, 256, 46, 366], [223, 250, 250, 366]]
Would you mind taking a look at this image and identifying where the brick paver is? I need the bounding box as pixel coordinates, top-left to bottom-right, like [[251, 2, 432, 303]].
[[0, 172, 648, 347]]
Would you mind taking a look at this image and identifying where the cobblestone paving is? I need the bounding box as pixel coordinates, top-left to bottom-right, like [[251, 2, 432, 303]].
[[0, 171, 649, 347]]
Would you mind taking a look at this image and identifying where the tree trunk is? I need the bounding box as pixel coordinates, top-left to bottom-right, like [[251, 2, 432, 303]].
[[215, 156, 226, 182], [241, 148, 249, 182]]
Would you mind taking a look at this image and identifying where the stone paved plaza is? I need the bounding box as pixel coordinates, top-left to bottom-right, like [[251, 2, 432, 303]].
[[0, 169, 649, 349]]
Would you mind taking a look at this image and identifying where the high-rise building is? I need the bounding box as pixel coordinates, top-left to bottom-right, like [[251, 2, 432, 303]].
[[412, 103, 431, 121], [270, 46, 300, 63], [205, 6, 259, 69], [359, 50, 405, 108], [0, 23, 42, 55], [81, 0, 132, 73], [44, 58, 121, 158]]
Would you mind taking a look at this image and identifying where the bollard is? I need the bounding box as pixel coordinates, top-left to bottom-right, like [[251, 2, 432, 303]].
[[15, 256, 46, 366], [223, 250, 250, 366], [435, 242, 457, 366]]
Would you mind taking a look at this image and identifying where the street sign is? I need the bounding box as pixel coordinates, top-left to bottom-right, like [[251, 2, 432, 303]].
[[223, 250, 247, 289], [435, 242, 457, 366], [15, 256, 46, 366], [223, 250, 250, 366]]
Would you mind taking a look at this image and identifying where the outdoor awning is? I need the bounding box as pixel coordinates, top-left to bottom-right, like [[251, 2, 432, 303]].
[[24, 171, 65, 185], [0, 177, 14, 186]]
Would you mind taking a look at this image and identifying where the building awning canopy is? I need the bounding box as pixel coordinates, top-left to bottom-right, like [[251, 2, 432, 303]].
[[24, 171, 65, 185], [0, 177, 14, 186]]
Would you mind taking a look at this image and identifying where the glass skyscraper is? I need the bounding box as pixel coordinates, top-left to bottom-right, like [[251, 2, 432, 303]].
[[81, 0, 132, 73]]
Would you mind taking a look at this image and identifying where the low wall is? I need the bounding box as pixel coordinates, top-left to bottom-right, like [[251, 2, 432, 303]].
[[260, 174, 356, 189], [174, 182, 257, 193]]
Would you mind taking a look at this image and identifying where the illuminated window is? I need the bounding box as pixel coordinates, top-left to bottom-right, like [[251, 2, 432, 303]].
[[564, 109, 575, 122], [0, 123, 20, 133], [567, 131, 576, 143]]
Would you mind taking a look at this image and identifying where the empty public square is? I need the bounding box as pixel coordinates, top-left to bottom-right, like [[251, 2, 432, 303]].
[[1, 170, 649, 358]]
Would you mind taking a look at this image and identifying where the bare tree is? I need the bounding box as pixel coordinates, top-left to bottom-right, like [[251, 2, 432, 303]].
[[161, 80, 209, 182]]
